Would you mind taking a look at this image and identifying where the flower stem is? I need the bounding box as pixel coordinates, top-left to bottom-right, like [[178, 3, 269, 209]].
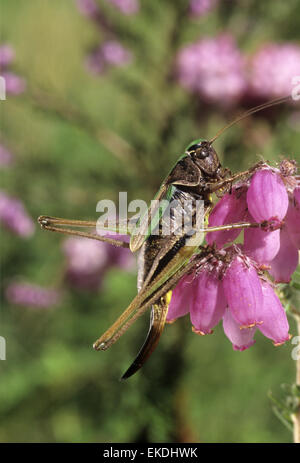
[[292, 315, 300, 443]]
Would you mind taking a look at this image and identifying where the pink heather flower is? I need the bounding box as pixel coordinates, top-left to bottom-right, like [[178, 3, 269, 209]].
[[190, 268, 226, 334], [63, 236, 108, 290], [101, 41, 132, 66], [166, 273, 195, 323], [268, 227, 299, 283], [2, 71, 26, 95], [168, 160, 298, 352], [86, 41, 132, 74], [222, 256, 263, 328], [249, 43, 300, 99], [76, 0, 99, 18], [63, 233, 134, 290], [246, 168, 289, 222], [0, 191, 34, 237], [85, 49, 105, 75], [176, 34, 246, 104], [258, 281, 290, 345], [189, 0, 218, 17], [223, 308, 256, 351], [0, 44, 15, 68], [0, 144, 13, 166], [206, 186, 248, 247], [6, 282, 60, 308], [243, 219, 281, 264], [169, 244, 293, 350], [286, 190, 300, 249], [106, 0, 139, 15], [104, 233, 135, 271]]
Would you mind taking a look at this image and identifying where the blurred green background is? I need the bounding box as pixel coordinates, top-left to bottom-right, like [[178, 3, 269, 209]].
[[1, 0, 300, 443]]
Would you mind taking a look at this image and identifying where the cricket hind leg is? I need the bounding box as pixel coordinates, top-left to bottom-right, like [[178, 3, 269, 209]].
[[37, 215, 136, 248], [121, 294, 170, 380]]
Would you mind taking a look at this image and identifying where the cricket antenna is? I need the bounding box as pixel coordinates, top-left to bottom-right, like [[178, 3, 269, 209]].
[[209, 95, 292, 145]]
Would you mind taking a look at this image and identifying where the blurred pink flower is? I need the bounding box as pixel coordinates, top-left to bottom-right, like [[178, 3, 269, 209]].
[[0, 144, 13, 167], [0, 191, 34, 237], [86, 41, 132, 74], [106, 0, 139, 15], [6, 282, 61, 308], [0, 44, 15, 68], [101, 41, 132, 65], [104, 233, 135, 271], [75, 0, 99, 18], [0, 43, 26, 95], [1, 72, 26, 95], [63, 233, 134, 290], [189, 0, 218, 17], [176, 34, 246, 104], [248, 43, 300, 99], [63, 236, 108, 290]]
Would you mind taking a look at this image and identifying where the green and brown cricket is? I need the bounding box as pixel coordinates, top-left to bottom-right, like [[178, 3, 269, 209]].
[[38, 95, 292, 379]]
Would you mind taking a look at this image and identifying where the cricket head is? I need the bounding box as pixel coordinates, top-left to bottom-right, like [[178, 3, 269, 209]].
[[185, 139, 221, 176]]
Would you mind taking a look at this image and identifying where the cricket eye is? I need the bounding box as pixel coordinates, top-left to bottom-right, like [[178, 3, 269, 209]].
[[197, 147, 210, 159]]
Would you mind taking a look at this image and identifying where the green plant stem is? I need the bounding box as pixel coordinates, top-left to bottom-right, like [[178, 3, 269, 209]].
[[292, 315, 300, 443]]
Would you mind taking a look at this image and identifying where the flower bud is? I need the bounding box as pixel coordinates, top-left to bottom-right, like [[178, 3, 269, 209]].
[[258, 281, 290, 345], [247, 169, 288, 222], [190, 269, 226, 334], [223, 308, 256, 351], [223, 256, 263, 328]]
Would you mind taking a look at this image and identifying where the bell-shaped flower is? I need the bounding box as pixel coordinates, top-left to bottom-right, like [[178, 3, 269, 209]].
[[166, 273, 195, 323], [222, 308, 256, 351], [285, 189, 300, 249], [258, 281, 290, 345], [243, 212, 281, 264], [206, 187, 248, 247], [247, 169, 288, 222], [190, 269, 227, 335], [223, 256, 263, 328], [268, 227, 298, 283]]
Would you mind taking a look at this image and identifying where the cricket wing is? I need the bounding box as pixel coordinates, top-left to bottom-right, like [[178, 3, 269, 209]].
[[129, 183, 169, 253], [121, 297, 170, 380]]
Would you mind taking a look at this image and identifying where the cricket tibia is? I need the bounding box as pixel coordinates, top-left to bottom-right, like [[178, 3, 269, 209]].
[[37, 215, 137, 247], [121, 292, 171, 380]]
